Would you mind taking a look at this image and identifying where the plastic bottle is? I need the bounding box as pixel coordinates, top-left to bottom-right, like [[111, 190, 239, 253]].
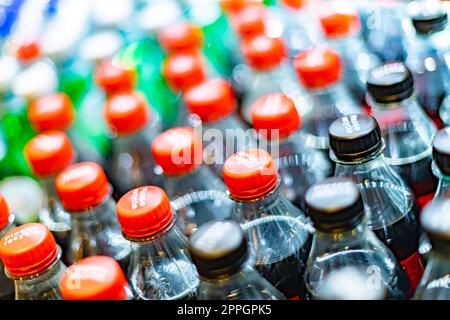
[[116, 186, 198, 300], [0, 194, 15, 300], [432, 127, 450, 201]]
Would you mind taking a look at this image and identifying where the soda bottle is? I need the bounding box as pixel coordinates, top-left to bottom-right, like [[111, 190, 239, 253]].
[[329, 113, 424, 293], [414, 198, 450, 300], [190, 220, 286, 300], [223, 148, 312, 299], [59, 256, 133, 300], [116, 186, 198, 300], [183, 77, 252, 175], [23, 130, 73, 258], [103, 90, 163, 197], [0, 193, 15, 300], [432, 127, 450, 201], [151, 127, 232, 237], [55, 162, 131, 270], [366, 62, 438, 207], [250, 93, 331, 211], [0, 223, 66, 300], [304, 177, 410, 300], [318, 5, 381, 102], [407, 1, 450, 124], [293, 47, 361, 151]]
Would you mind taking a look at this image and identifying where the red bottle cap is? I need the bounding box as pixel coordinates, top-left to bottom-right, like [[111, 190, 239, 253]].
[[0, 223, 58, 277], [55, 162, 111, 212], [24, 130, 75, 178], [281, 0, 306, 10], [241, 34, 286, 71], [230, 5, 267, 38], [319, 8, 361, 39], [294, 47, 342, 89], [251, 93, 301, 139], [117, 186, 174, 239], [223, 149, 278, 200], [219, 0, 255, 13], [184, 78, 236, 122], [28, 93, 75, 132], [104, 91, 150, 135], [159, 22, 203, 53], [94, 60, 136, 95], [14, 39, 41, 62], [162, 50, 207, 92], [60, 256, 129, 300], [151, 127, 203, 176], [0, 193, 11, 230]]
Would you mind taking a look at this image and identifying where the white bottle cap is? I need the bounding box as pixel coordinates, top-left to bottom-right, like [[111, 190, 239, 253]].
[[138, 2, 182, 36], [79, 31, 123, 63], [91, 0, 134, 28]]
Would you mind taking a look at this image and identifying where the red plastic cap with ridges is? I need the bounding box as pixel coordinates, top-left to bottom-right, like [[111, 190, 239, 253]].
[[319, 8, 361, 39], [0, 223, 58, 277], [159, 22, 203, 53], [60, 256, 129, 300], [241, 34, 286, 71], [184, 78, 236, 122], [294, 48, 342, 89], [94, 60, 136, 95], [24, 130, 75, 178], [14, 39, 41, 62], [55, 162, 111, 212], [104, 91, 150, 135], [151, 127, 203, 176], [162, 51, 207, 92], [0, 194, 10, 230], [117, 186, 174, 239], [223, 149, 278, 200], [230, 4, 267, 38], [251, 93, 301, 139], [28, 93, 75, 132]]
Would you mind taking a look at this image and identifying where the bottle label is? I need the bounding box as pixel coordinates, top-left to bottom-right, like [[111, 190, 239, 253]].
[[416, 192, 435, 210], [400, 251, 425, 293], [289, 296, 300, 300]]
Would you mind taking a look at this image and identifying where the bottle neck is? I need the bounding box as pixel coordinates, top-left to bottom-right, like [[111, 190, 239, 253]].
[[40, 176, 63, 209], [433, 162, 450, 201]]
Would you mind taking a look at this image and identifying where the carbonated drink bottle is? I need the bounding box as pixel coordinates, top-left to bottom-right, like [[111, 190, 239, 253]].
[[0, 223, 66, 300], [103, 91, 163, 197], [329, 113, 424, 293], [151, 127, 232, 237], [0, 194, 15, 300], [293, 47, 361, 151], [55, 162, 131, 270], [366, 62, 438, 208], [190, 220, 286, 300], [414, 198, 450, 300], [223, 148, 312, 299], [432, 127, 450, 200], [304, 177, 410, 300], [250, 93, 331, 211], [59, 256, 134, 300], [116, 186, 199, 300], [23, 130, 73, 258]]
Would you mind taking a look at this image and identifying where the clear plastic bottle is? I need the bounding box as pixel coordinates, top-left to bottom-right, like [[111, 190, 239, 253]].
[[250, 93, 331, 211], [55, 162, 131, 270], [407, 1, 450, 124], [366, 62, 438, 208], [190, 220, 286, 300], [183, 77, 252, 176], [223, 148, 312, 299], [0, 223, 66, 300], [414, 198, 450, 300], [0, 194, 15, 300], [329, 113, 424, 294], [304, 177, 410, 300], [293, 47, 362, 151], [23, 130, 73, 259], [318, 5, 381, 102], [116, 186, 198, 300], [59, 256, 134, 300], [151, 127, 232, 237], [103, 90, 163, 197], [432, 127, 450, 201]]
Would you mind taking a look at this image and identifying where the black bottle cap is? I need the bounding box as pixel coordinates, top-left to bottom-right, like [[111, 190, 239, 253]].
[[412, 11, 448, 34], [421, 199, 450, 255], [189, 220, 248, 279], [305, 177, 365, 232], [432, 128, 450, 176], [366, 62, 414, 103], [329, 114, 383, 162]]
